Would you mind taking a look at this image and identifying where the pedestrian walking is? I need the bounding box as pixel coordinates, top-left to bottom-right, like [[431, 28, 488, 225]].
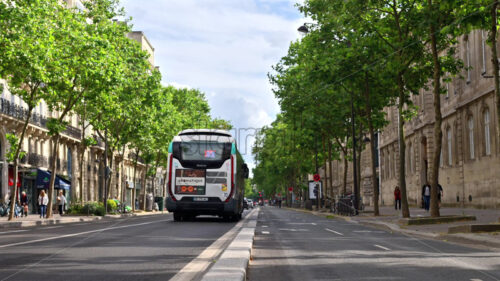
[[20, 191, 28, 217], [421, 182, 431, 211], [57, 190, 66, 215], [38, 190, 48, 219], [394, 186, 401, 210], [437, 183, 443, 207]]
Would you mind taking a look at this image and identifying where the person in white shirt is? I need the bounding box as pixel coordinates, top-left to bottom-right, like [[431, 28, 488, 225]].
[[38, 190, 48, 219], [57, 190, 67, 215]]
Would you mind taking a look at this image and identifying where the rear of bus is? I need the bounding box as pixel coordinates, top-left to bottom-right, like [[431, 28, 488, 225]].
[[165, 129, 246, 221]]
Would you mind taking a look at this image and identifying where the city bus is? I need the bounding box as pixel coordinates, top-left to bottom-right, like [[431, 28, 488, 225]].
[[166, 129, 249, 221]]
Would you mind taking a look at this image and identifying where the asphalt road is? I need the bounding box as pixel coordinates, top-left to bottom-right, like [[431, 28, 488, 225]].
[[248, 207, 500, 281], [0, 212, 250, 281]]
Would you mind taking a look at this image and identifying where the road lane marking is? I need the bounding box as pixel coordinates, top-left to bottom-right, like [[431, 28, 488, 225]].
[[278, 228, 308, 232], [312, 223, 317, 225], [0, 230, 28, 235], [325, 228, 343, 236], [43, 226, 63, 229], [170, 208, 259, 281], [262, 231, 270, 234], [0, 219, 172, 249], [374, 244, 390, 251]]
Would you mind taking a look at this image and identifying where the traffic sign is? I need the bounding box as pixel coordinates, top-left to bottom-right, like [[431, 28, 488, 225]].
[[313, 174, 320, 182]]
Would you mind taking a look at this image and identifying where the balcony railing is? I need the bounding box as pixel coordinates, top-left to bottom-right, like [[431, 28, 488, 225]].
[[0, 98, 82, 139]]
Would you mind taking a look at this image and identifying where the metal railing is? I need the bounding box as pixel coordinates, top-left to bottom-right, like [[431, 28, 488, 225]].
[[0, 98, 82, 139]]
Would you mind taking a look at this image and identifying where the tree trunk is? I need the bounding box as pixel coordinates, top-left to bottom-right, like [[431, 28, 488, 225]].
[[8, 107, 32, 220], [429, 2, 442, 217], [490, 1, 500, 143], [343, 151, 348, 195], [120, 146, 126, 212], [132, 149, 139, 212], [328, 139, 333, 199], [364, 73, 380, 216], [46, 135, 60, 218], [398, 75, 410, 218], [141, 164, 149, 210]]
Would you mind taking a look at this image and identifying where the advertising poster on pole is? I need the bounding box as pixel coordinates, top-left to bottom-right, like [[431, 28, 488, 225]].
[[308, 180, 322, 199]]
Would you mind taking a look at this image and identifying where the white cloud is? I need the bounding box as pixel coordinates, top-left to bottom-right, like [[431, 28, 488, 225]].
[[122, 0, 304, 168]]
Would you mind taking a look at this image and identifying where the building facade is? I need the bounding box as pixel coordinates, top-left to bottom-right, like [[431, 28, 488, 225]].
[[324, 30, 500, 209], [0, 2, 159, 212]]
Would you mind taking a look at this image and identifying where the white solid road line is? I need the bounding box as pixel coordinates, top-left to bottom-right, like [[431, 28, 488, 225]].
[[325, 228, 343, 236], [0, 219, 171, 249], [374, 244, 391, 251]]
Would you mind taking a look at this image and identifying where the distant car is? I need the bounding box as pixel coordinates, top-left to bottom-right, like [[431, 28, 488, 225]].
[[243, 199, 249, 209], [247, 199, 254, 208]]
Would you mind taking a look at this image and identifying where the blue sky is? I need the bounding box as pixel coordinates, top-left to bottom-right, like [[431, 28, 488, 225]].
[[120, 0, 305, 172]]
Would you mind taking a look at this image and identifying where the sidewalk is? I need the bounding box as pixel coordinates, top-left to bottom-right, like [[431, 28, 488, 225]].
[[300, 205, 500, 250], [0, 210, 169, 229]]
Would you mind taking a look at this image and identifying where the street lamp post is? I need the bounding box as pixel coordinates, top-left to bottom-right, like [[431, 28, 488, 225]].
[[298, 23, 358, 215]]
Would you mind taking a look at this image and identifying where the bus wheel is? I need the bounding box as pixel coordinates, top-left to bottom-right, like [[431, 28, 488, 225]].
[[173, 212, 182, 222]]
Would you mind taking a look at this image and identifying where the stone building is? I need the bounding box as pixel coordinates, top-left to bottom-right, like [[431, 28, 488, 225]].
[[0, 0, 159, 212], [323, 30, 500, 209]]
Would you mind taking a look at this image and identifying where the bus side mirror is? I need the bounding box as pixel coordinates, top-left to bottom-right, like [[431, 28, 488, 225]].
[[242, 164, 249, 179]]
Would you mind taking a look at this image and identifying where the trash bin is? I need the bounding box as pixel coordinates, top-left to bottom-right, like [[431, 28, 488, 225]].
[[154, 196, 164, 211], [146, 194, 154, 211]]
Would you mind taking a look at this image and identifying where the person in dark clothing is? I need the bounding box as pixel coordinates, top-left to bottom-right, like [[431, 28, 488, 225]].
[[20, 191, 28, 217], [394, 186, 401, 210], [422, 182, 431, 211], [437, 183, 443, 207]]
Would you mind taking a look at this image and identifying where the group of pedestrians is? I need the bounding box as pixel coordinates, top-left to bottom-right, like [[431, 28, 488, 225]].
[[393, 182, 443, 211], [19, 190, 66, 219]]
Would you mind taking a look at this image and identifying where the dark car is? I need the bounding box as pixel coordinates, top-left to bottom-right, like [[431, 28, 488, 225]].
[[243, 199, 249, 209]]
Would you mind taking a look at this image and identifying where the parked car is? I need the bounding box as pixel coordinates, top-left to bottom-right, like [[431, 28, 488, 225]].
[[247, 199, 254, 208], [243, 199, 249, 209]]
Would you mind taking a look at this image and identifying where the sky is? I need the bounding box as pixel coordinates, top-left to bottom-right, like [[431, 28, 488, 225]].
[[120, 0, 305, 173]]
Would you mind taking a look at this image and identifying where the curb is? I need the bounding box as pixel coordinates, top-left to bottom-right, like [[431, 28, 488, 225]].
[[0, 211, 169, 229], [201, 210, 258, 281]]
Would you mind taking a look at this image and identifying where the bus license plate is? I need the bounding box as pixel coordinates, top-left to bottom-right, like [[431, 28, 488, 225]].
[[193, 197, 208, 202]]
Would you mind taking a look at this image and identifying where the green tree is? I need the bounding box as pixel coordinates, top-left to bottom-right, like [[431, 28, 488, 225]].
[[0, 0, 66, 220]]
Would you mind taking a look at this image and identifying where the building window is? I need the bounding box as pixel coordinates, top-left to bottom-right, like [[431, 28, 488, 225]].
[[393, 149, 397, 178], [481, 31, 487, 75], [466, 38, 471, 83], [468, 116, 475, 159], [408, 143, 413, 173], [447, 127, 452, 165], [484, 109, 491, 155]]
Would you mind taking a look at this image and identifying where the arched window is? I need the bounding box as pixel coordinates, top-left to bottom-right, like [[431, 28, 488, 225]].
[[468, 116, 475, 159], [447, 127, 452, 165], [484, 109, 491, 155]]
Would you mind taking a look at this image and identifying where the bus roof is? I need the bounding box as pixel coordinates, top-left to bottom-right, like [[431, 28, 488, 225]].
[[178, 129, 233, 138]]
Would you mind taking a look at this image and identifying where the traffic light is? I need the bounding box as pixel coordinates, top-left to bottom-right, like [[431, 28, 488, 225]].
[[258, 191, 262, 197]]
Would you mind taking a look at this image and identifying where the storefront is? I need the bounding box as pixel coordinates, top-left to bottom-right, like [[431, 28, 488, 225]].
[[35, 169, 71, 213]]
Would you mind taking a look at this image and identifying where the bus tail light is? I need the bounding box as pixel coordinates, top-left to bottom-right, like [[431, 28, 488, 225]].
[[167, 154, 176, 202], [225, 155, 235, 203]]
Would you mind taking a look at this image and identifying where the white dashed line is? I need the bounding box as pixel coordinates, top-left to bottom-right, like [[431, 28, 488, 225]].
[[374, 244, 390, 251], [262, 231, 270, 234], [325, 228, 343, 236], [262, 225, 268, 228], [0, 230, 28, 235]]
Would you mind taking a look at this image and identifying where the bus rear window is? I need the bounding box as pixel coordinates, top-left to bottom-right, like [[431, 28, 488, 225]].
[[181, 142, 225, 161]]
